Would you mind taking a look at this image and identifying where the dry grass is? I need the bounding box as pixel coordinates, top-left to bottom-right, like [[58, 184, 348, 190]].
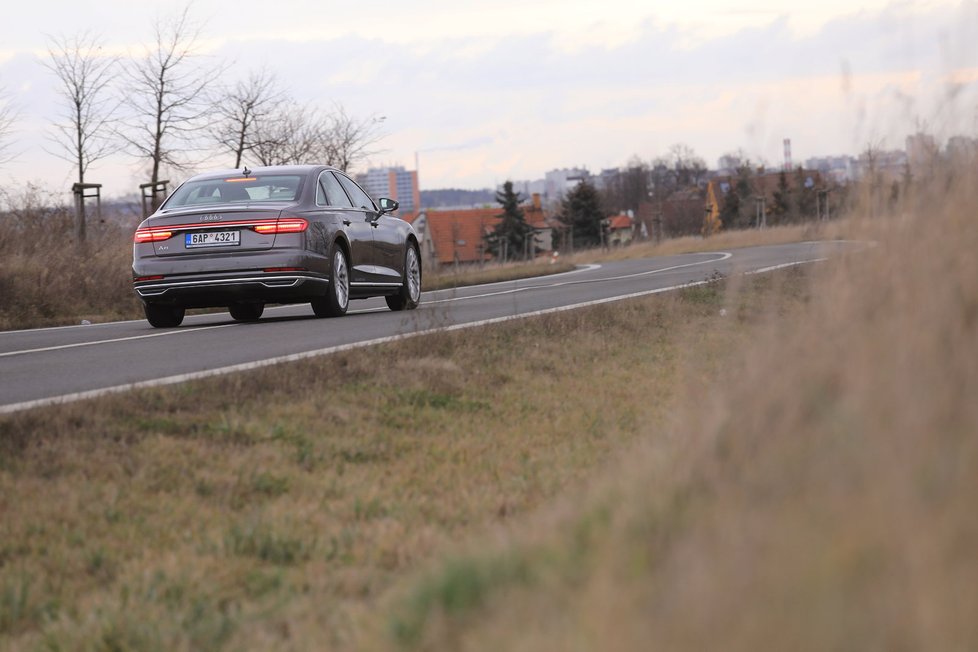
[[421, 258, 576, 291], [570, 218, 861, 264], [0, 189, 141, 330], [6, 172, 971, 651], [378, 182, 978, 649], [0, 272, 784, 651]]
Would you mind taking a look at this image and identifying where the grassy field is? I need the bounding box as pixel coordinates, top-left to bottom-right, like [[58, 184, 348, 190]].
[[379, 197, 978, 648], [0, 258, 804, 650], [3, 180, 973, 650]]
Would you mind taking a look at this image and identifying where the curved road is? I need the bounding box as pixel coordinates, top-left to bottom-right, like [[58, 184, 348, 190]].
[[0, 241, 858, 413]]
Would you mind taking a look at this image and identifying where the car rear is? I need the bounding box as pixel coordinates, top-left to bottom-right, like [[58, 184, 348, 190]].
[[132, 172, 329, 317]]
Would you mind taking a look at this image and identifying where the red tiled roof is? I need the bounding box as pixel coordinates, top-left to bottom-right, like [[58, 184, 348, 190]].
[[427, 208, 502, 264], [608, 214, 633, 230]]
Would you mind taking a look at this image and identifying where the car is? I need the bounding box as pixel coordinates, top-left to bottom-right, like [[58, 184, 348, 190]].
[[132, 165, 422, 328]]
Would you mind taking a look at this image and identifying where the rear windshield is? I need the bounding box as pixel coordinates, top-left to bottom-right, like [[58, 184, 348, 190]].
[[165, 175, 304, 208]]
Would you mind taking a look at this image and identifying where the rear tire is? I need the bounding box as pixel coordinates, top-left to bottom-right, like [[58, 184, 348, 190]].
[[386, 244, 421, 311], [144, 303, 185, 328], [312, 243, 349, 318], [229, 302, 264, 322]]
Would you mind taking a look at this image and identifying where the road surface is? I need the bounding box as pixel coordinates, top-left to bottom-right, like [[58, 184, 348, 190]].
[[0, 241, 858, 413]]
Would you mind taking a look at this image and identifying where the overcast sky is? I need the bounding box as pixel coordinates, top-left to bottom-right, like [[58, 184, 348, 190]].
[[0, 0, 976, 198]]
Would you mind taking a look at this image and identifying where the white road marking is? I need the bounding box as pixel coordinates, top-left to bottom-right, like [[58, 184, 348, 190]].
[[0, 323, 237, 358], [0, 259, 717, 356], [0, 251, 837, 414], [0, 317, 147, 336], [425, 253, 731, 305], [0, 264, 603, 335], [0, 277, 718, 414], [746, 258, 828, 275]]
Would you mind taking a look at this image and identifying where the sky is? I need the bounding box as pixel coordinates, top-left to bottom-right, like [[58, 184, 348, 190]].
[[0, 0, 976, 198]]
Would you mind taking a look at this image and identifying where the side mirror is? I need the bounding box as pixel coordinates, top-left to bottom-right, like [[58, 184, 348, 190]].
[[378, 197, 399, 215]]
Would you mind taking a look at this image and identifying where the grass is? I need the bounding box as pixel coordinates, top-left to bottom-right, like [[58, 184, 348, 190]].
[[0, 259, 796, 650], [421, 258, 576, 291], [0, 188, 141, 330], [376, 182, 978, 650], [4, 187, 971, 650]]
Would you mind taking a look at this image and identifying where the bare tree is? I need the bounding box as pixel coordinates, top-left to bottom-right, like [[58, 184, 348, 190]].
[[316, 104, 385, 172], [251, 103, 321, 166], [668, 143, 707, 188], [118, 5, 220, 207], [249, 102, 384, 171], [44, 31, 118, 240], [859, 137, 885, 217], [0, 85, 18, 168], [213, 68, 284, 168]]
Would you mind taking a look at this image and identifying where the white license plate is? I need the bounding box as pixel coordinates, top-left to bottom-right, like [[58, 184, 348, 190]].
[[185, 230, 240, 248]]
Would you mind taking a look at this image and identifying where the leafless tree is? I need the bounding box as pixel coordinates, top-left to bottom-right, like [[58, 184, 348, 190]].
[[250, 102, 385, 171], [251, 103, 321, 166], [118, 5, 221, 207], [668, 143, 708, 188], [213, 68, 284, 168], [45, 32, 118, 184], [0, 85, 18, 168], [44, 31, 118, 240], [315, 104, 385, 172]]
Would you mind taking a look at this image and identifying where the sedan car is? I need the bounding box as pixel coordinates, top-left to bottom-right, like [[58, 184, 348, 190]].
[[132, 165, 421, 327]]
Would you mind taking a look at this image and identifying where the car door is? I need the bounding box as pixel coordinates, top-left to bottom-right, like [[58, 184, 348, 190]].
[[370, 208, 407, 285], [320, 171, 375, 285], [334, 172, 389, 286]]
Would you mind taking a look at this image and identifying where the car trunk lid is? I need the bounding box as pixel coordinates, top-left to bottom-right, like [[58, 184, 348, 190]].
[[136, 205, 289, 257]]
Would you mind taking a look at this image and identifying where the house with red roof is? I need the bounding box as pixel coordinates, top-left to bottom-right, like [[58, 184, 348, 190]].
[[606, 213, 634, 246], [403, 193, 561, 267]]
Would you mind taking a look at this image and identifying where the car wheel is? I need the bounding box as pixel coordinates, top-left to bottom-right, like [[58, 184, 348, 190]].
[[386, 244, 421, 311], [312, 243, 349, 318], [144, 303, 185, 328], [229, 302, 264, 322]]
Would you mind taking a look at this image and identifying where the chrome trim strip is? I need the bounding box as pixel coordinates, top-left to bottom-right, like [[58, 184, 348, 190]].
[[134, 275, 328, 297], [350, 282, 402, 288]]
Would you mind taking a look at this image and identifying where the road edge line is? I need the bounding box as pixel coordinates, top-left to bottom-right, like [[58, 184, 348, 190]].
[[0, 258, 825, 415]]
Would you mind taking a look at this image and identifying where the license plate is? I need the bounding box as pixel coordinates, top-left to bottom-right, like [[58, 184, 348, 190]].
[[185, 230, 240, 248]]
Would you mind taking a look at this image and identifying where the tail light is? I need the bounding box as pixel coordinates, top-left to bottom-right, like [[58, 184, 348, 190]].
[[253, 218, 307, 234], [134, 228, 173, 243]]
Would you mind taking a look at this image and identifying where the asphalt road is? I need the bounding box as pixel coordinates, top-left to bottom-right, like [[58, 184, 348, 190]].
[[0, 241, 859, 413]]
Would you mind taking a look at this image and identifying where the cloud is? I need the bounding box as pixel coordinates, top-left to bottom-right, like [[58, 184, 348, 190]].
[[1, 1, 975, 193]]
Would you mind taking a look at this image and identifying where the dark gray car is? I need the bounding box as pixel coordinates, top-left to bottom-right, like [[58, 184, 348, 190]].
[[132, 165, 421, 327]]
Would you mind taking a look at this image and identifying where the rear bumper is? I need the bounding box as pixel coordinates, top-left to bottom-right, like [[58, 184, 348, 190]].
[[134, 272, 329, 308]]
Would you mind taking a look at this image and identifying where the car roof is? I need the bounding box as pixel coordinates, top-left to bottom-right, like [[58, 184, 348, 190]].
[[186, 165, 340, 181]]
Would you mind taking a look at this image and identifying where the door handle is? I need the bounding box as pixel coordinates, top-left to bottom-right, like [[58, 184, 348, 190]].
[[342, 219, 352, 226]]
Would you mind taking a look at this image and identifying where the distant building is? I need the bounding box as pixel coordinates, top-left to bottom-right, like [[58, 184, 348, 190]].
[[544, 167, 590, 206], [606, 213, 634, 247], [854, 149, 907, 182], [592, 168, 621, 191], [508, 179, 546, 198], [804, 155, 857, 183], [356, 166, 420, 213], [401, 195, 558, 267]]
